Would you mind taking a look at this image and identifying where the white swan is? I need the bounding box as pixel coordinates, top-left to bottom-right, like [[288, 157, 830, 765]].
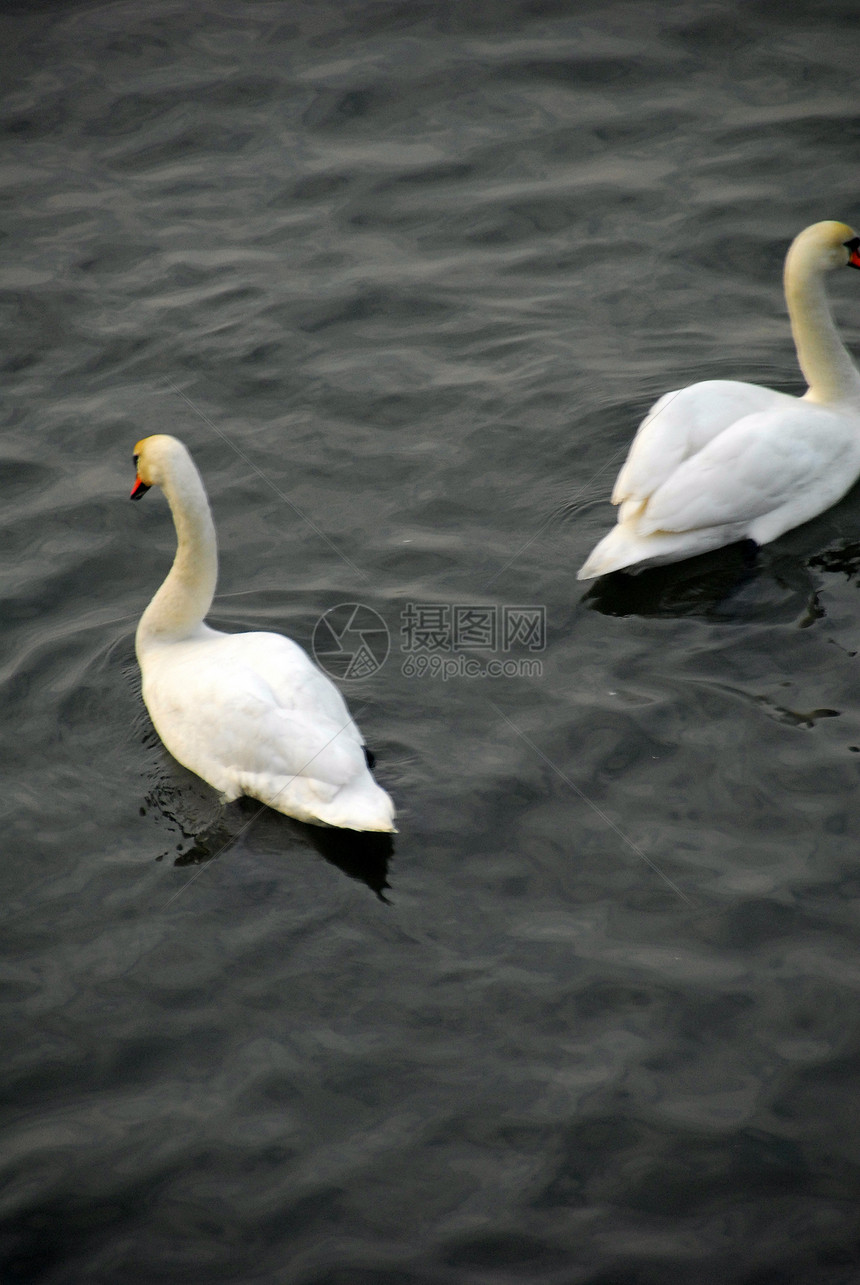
[[577, 221, 860, 579], [130, 434, 396, 832]]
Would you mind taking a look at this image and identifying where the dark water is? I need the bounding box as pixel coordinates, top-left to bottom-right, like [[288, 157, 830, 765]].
[[4, 1, 860, 1281]]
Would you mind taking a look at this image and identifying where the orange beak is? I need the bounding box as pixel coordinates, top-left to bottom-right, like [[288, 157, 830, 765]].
[[130, 476, 151, 501]]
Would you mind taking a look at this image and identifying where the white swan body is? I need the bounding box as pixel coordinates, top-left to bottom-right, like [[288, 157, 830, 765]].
[[131, 435, 395, 832], [578, 221, 860, 579]]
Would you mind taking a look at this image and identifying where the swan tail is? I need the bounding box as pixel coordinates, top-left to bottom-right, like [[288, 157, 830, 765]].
[[577, 523, 663, 579], [241, 769, 396, 832], [313, 779, 398, 833], [577, 521, 722, 579]]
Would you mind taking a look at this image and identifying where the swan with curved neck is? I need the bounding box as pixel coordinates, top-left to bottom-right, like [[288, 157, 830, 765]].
[[131, 435, 396, 832], [577, 220, 860, 579]]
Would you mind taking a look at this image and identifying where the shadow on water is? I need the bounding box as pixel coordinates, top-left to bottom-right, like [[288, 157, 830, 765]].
[[581, 538, 825, 626], [809, 539, 860, 581], [144, 752, 394, 901]]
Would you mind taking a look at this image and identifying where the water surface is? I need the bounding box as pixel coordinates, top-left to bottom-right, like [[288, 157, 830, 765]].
[[4, 2, 860, 1281]]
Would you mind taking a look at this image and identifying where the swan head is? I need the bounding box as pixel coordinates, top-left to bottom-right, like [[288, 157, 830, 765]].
[[130, 434, 188, 501], [786, 220, 860, 276]]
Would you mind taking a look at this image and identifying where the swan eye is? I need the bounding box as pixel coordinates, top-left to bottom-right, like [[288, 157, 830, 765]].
[[844, 236, 860, 269], [133, 454, 139, 467]]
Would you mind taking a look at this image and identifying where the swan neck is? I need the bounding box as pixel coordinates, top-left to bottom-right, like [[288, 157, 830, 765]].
[[785, 250, 860, 404], [136, 455, 218, 649]]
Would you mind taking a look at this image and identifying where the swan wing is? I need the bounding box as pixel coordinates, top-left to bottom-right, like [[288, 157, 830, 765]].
[[205, 631, 358, 740], [143, 644, 395, 830], [638, 403, 860, 536], [612, 380, 794, 509], [143, 647, 371, 796], [233, 699, 368, 795]]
